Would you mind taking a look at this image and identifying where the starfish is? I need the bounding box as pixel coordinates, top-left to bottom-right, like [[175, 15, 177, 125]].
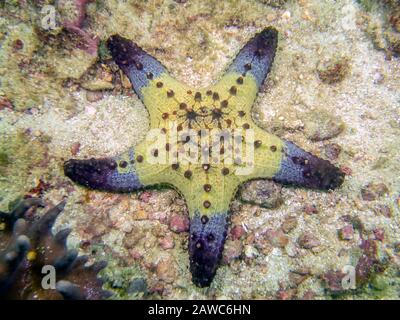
[[64, 27, 345, 287]]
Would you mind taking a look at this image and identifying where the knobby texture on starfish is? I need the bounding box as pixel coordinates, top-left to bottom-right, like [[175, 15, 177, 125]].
[[64, 27, 345, 287]]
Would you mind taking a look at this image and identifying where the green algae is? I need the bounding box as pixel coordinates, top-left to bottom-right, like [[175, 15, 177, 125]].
[[358, 0, 400, 57], [100, 258, 148, 300], [0, 3, 98, 112], [0, 130, 49, 209]]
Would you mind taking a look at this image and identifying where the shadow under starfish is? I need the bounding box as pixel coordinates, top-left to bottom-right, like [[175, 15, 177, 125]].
[[64, 27, 345, 288]]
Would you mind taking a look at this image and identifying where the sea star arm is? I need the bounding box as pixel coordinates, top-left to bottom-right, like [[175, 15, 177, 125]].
[[271, 140, 345, 190], [226, 27, 278, 89], [235, 127, 345, 190], [210, 27, 278, 115], [64, 148, 145, 192], [107, 35, 191, 127]]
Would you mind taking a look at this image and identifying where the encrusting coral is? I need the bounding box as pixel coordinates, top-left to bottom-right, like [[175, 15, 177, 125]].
[[0, 197, 110, 300]]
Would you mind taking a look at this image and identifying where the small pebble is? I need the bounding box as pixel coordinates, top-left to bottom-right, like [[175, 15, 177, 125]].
[[303, 109, 345, 141], [159, 236, 175, 250], [338, 225, 354, 240], [168, 214, 189, 233], [156, 257, 176, 283], [70, 142, 81, 156], [230, 225, 246, 240], [86, 90, 104, 102], [289, 271, 308, 286], [303, 204, 318, 215], [281, 215, 298, 233], [361, 183, 389, 201], [139, 191, 152, 203], [302, 290, 315, 300], [239, 180, 283, 209], [244, 245, 259, 259], [223, 240, 243, 264], [373, 205, 392, 218], [298, 233, 320, 249], [317, 57, 350, 84], [127, 278, 147, 295], [277, 289, 296, 300], [85, 105, 96, 116], [340, 165, 352, 176], [321, 270, 346, 293], [265, 229, 289, 248], [373, 229, 385, 241], [324, 143, 342, 160], [132, 210, 148, 220]]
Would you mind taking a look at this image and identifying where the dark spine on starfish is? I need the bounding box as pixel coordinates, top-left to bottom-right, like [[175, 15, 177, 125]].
[[227, 27, 278, 88], [64, 156, 143, 192], [189, 213, 228, 287], [273, 140, 345, 190], [107, 35, 167, 100]]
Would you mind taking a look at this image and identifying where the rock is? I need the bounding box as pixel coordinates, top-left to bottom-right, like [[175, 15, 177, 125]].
[[223, 240, 243, 264], [301, 290, 315, 300], [289, 271, 309, 286], [230, 225, 246, 240], [132, 210, 148, 220], [303, 109, 345, 141], [129, 249, 143, 260], [81, 79, 114, 91], [0, 97, 13, 110], [258, 0, 288, 8], [139, 191, 152, 203], [340, 165, 352, 176], [148, 283, 164, 295], [338, 225, 354, 240], [149, 211, 167, 223], [70, 142, 81, 156], [303, 204, 318, 215], [321, 270, 346, 293], [298, 233, 320, 249], [244, 245, 259, 259], [317, 57, 350, 84], [127, 278, 147, 295], [394, 243, 400, 254], [324, 143, 342, 160], [373, 205, 392, 218], [386, 31, 400, 57], [156, 257, 176, 283], [86, 90, 103, 102], [239, 180, 283, 209], [361, 183, 389, 201], [281, 215, 298, 234], [356, 239, 386, 285], [265, 229, 289, 248], [390, 10, 400, 33], [373, 229, 385, 241], [159, 236, 175, 250], [168, 214, 189, 233], [277, 289, 297, 300]]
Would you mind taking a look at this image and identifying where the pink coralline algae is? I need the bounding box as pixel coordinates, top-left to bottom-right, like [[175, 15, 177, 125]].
[[60, 0, 99, 56], [168, 214, 189, 233]]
